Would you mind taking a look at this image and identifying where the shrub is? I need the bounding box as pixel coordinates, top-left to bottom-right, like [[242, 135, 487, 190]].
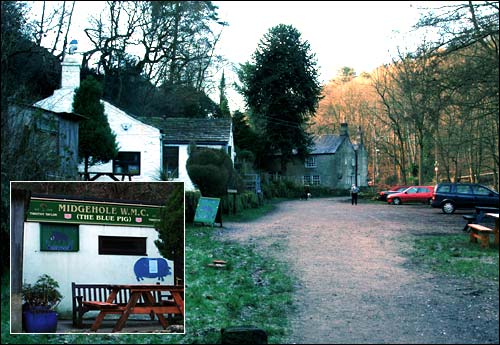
[[186, 147, 234, 198]]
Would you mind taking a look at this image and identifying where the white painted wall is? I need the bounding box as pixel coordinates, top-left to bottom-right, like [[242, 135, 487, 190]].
[[22, 222, 174, 316], [167, 144, 194, 190], [80, 101, 162, 181]]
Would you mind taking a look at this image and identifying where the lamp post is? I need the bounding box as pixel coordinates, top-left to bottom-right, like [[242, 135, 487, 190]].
[[434, 161, 439, 184], [374, 148, 380, 186], [354, 146, 358, 187]]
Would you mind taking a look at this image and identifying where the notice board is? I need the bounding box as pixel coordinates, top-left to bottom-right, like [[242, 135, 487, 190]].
[[194, 197, 221, 226]]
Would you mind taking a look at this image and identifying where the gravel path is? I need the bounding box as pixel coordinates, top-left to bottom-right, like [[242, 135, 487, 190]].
[[221, 197, 499, 344]]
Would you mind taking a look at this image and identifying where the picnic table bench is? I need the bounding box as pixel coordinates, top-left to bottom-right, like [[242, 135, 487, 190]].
[[462, 208, 499, 249], [71, 282, 177, 329], [468, 223, 494, 248]]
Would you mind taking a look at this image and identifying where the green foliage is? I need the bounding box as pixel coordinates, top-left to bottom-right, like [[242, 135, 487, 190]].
[[217, 71, 231, 118], [73, 76, 118, 170], [232, 110, 264, 169], [220, 191, 261, 215], [1, 2, 61, 105], [185, 190, 202, 223], [155, 84, 221, 118], [238, 24, 322, 170], [261, 179, 304, 199], [22, 274, 62, 311], [154, 184, 184, 281], [186, 147, 234, 197]]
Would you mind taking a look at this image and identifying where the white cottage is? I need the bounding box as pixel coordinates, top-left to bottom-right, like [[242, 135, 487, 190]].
[[139, 117, 236, 190], [33, 49, 234, 187], [22, 193, 174, 317], [33, 51, 162, 182]]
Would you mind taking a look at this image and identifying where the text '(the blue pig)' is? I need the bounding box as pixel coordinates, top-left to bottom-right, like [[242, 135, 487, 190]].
[[133, 257, 171, 281]]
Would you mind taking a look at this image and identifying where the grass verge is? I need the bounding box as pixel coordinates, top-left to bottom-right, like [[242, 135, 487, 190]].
[[223, 198, 281, 223], [1, 223, 294, 344], [404, 234, 499, 282]]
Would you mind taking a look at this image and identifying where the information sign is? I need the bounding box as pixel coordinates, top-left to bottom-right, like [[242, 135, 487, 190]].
[[193, 197, 221, 226]]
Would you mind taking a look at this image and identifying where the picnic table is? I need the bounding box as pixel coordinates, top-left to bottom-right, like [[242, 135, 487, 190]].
[[485, 212, 499, 247], [462, 206, 500, 231], [79, 172, 133, 181], [83, 284, 184, 332], [464, 207, 499, 249]]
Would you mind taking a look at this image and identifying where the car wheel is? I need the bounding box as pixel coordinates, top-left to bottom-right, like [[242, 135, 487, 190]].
[[442, 202, 455, 214], [392, 198, 401, 205], [427, 198, 432, 205]]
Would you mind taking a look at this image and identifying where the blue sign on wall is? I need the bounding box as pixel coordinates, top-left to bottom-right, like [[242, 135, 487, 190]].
[[133, 257, 171, 281]]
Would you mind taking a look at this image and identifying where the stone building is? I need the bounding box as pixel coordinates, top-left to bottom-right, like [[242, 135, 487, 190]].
[[269, 123, 368, 190]]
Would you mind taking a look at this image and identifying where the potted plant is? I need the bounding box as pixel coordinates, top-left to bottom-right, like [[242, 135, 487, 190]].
[[22, 274, 62, 333]]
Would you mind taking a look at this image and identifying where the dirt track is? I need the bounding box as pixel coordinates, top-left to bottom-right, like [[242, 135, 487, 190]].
[[222, 197, 499, 344]]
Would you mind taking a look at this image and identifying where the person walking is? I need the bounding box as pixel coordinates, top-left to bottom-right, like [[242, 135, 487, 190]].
[[350, 183, 359, 205]]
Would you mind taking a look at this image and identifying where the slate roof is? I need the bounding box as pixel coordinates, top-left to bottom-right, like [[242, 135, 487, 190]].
[[139, 117, 232, 144], [311, 134, 349, 154]]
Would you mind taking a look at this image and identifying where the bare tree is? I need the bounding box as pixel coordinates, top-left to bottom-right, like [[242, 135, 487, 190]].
[[30, 1, 76, 60]]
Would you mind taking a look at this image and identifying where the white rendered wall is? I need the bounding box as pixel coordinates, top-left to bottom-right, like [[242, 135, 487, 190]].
[[22, 222, 174, 316], [80, 101, 162, 181]]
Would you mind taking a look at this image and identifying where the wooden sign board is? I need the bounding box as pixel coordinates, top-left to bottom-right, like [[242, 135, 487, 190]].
[[27, 197, 161, 227], [194, 197, 221, 226]]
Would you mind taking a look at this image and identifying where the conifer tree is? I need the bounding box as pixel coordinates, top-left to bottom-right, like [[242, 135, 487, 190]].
[[218, 71, 231, 118], [238, 24, 322, 172], [154, 184, 184, 283], [73, 76, 118, 175]]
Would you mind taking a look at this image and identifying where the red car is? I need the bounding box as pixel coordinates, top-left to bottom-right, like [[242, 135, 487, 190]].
[[378, 185, 409, 201], [387, 186, 435, 205]]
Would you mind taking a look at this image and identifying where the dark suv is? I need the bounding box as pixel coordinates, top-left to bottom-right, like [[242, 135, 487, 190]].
[[431, 182, 499, 214]]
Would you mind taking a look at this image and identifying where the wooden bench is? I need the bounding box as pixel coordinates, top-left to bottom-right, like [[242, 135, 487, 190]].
[[468, 224, 494, 248], [72, 282, 175, 328], [72, 283, 127, 327]]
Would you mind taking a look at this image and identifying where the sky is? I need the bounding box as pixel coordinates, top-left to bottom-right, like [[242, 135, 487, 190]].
[[211, 1, 445, 110], [31, 1, 448, 111]]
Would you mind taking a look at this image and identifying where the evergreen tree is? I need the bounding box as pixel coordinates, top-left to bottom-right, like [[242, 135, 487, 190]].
[[154, 184, 184, 283], [186, 147, 233, 198], [218, 71, 231, 118], [238, 24, 322, 172], [73, 76, 118, 175]]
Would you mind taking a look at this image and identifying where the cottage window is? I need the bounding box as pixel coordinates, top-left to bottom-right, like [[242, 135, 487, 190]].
[[113, 152, 141, 175], [163, 146, 179, 178], [303, 175, 321, 185], [305, 156, 316, 168], [98, 236, 147, 255]]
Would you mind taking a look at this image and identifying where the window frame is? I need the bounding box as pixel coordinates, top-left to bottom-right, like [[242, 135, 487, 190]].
[[163, 146, 180, 178], [304, 156, 316, 168], [113, 151, 141, 175], [98, 236, 147, 256]]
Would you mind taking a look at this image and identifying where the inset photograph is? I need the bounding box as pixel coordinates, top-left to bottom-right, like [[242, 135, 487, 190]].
[[10, 181, 185, 334]]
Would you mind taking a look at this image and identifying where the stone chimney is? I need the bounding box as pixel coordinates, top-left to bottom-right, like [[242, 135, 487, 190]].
[[340, 123, 349, 136], [61, 39, 81, 89]]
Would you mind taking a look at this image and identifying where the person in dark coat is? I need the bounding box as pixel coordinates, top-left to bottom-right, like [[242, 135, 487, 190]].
[[350, 184, 359, 205]]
